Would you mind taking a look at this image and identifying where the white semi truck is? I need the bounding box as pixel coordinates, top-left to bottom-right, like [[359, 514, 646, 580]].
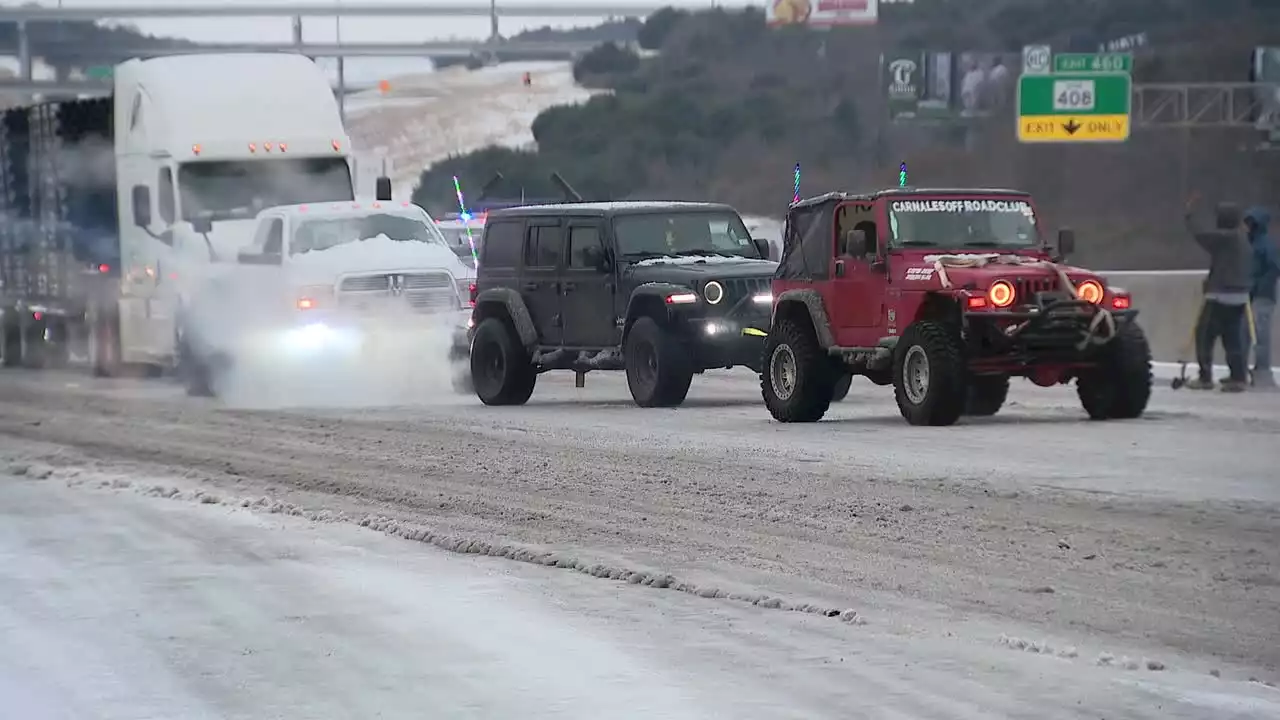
[[0, 53, 391, 375]]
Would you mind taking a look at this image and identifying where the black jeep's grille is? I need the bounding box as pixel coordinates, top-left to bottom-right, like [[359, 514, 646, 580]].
[[712, 277, 772, 316], [337, 272, 459, 314]]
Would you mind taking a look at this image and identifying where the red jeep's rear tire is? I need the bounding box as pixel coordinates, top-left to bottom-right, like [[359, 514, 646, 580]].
[[965, 375, 1009, 416], [893, 321, 968, 427], [831, 373, 852, 402], [761, 314, 834, 422]]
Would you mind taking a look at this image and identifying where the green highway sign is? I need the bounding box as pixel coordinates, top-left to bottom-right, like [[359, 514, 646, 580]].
[[1017, 72, 1132, 143], [1053, 52, 1132, 74], [84, 65, 114, 80]]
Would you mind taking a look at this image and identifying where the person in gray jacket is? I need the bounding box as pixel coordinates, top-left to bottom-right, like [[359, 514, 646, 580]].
[[1184, 196, 1253, 391]]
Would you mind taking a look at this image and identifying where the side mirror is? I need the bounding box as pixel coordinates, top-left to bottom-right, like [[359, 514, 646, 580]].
[[1056, 228, 1076, 260], [752, 237, 771, 260], [375, 176, 393, 201], [131, 185, 152, 228], [191, 215, 213, 234]]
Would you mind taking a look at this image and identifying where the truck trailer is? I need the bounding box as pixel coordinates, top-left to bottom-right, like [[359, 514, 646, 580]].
[[0, 52, 389, 376]]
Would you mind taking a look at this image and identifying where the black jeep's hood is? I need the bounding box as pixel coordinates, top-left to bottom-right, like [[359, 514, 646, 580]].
[[623, 257, 778, 285]]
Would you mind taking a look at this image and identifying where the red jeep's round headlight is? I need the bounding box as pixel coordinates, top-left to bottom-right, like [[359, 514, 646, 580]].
[[1076, 280, 1104, 304], [988, 280, 1016, 308]]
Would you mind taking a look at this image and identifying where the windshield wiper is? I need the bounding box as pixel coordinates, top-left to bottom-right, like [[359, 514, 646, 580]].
[[962, 240, 1004, 248], [672, 249, 732, 258], [898, 240, 938, 247], [625, 251, 673, 260]]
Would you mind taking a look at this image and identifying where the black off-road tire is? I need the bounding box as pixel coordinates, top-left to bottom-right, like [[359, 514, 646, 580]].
[[1, 320, 21, 368], [761, 314, 835, 422], [90, 311, 120, 378], [1076, 321, 1153, 420], [965, 375, 1010, 417], [831, 373, 852, 402], [178, 334, 216, 397], [624, 316, 693, 407], [470, 316, 537, 406], [893, 321, 968, 427]]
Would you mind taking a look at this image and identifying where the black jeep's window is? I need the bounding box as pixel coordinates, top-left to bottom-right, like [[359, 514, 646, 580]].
[[524, 224, 562, 268], [568, 225, 602, 268], [481, 221, 522, 268], [613, 211, 758, 260]]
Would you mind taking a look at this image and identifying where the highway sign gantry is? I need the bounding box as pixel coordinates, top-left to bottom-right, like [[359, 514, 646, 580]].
[[1016, 52, 1133, 144]]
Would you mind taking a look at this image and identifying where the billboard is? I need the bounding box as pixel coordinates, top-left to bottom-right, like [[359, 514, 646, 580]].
[[767, 0, 879, 27], [884, 50, 1020, 121]]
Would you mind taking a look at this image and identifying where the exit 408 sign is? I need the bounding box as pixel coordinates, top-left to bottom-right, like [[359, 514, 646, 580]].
[[1016, 51, 1132, 144]]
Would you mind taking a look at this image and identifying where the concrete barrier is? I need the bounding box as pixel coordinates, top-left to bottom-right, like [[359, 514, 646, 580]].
[[1101, 270, 1276, 364]]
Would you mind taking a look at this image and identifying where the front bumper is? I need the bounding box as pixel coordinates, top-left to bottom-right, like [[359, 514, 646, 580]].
[[964, 298, 1139, 366], [236, 310, 474, 368], [686, 316, 770, 372]]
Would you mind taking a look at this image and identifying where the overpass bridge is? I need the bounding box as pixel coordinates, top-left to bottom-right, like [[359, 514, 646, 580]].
[[15, 40, 603, 62], [0, 3, 669, 21]]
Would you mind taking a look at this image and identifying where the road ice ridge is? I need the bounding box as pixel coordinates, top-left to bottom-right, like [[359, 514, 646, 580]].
[[7, 455, 1234, 685]]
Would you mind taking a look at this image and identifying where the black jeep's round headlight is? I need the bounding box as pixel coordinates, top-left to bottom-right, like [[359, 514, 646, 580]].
[[703, 280, 725, 305]]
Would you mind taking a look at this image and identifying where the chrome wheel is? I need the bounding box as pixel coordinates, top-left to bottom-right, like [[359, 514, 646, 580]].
[[769, 343, 798, 401], [903, 344, 930, 405]]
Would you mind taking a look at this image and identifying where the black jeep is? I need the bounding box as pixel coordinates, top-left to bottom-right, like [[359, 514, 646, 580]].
[[468, 201, 778, 407]]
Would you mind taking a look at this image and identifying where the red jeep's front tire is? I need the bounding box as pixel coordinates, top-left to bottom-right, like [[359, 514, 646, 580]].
[[1076, 321, 1152, 420], [761, 314, 835, 422], [893, 321, 968, 427]]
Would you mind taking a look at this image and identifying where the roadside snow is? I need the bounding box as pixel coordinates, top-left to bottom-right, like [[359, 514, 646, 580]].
[[345, 61, 603, 197]]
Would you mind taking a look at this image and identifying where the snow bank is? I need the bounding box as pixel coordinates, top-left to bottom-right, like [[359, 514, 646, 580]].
[[289, 234, 466, 279], [633, 256, 776, 267], [345, 61, 604, 197]]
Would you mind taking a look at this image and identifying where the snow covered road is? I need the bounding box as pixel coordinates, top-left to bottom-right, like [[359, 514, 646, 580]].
[[1, 369, 1279, 717]]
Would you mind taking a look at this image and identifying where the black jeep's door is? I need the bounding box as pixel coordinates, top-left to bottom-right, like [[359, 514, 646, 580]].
[[559, 219, 616, 348], [520, 219, 564, 346]]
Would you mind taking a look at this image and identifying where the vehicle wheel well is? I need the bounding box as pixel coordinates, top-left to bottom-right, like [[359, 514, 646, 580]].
[[915, 293, 962, 325], [473, 299, 511, 326], [774, 299, 818, 337], [624, 295, 667, 340]]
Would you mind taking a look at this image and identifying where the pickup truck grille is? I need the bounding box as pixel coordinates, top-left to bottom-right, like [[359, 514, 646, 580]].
[[337, 271, 459, 314]]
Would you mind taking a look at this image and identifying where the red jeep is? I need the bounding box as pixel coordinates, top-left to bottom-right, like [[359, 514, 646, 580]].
[[761, 188, 1152, 426]]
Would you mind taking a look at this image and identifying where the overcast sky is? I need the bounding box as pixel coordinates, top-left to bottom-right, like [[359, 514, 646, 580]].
[[3, 0, 749, 43]]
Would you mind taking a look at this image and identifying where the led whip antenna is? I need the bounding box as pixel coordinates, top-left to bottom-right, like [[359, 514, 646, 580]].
[[793, 163, 801, 205], [451, 175, 478, 267], [899, 162, 908, 188]]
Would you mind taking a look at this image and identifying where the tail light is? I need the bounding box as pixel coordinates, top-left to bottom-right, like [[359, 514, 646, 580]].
[[1111, 295, 1131, 310], [988, 280, 1016, 308], [1075, 280, 1105, 304], [457, 278, 477, 307]]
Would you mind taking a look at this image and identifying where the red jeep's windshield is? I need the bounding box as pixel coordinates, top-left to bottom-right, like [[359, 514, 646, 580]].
[[887, 197, 1038, 250]]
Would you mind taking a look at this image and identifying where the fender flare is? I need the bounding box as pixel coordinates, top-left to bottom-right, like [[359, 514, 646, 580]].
[[774, 288, 835, 348], [474, 287, 539, 350], [623, 282, 695, 338]]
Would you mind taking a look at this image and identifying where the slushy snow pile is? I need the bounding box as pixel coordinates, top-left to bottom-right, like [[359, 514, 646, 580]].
[[345, 61, 603, 197]]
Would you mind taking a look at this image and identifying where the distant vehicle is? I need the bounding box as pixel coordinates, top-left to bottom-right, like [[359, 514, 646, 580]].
[[468, 201, 776, 407], [0, 53, 390, 375], [435, 212, 486, 269], [181, 201, 474, 397], [762, 187, 1152, 426]]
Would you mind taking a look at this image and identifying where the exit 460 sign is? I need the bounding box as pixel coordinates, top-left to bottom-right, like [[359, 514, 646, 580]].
[[1016, 54, 1132, 143]]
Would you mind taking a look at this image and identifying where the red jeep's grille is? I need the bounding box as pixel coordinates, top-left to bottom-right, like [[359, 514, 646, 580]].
[[1012, 277, 1057, 302]]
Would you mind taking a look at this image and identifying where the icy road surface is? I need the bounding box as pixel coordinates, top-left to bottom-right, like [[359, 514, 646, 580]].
[[344, 61, 601, 197], [1, 369, 1279, 718]]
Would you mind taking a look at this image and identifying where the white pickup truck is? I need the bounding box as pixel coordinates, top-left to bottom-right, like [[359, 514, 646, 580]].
[[178, 200, 475, 398]]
